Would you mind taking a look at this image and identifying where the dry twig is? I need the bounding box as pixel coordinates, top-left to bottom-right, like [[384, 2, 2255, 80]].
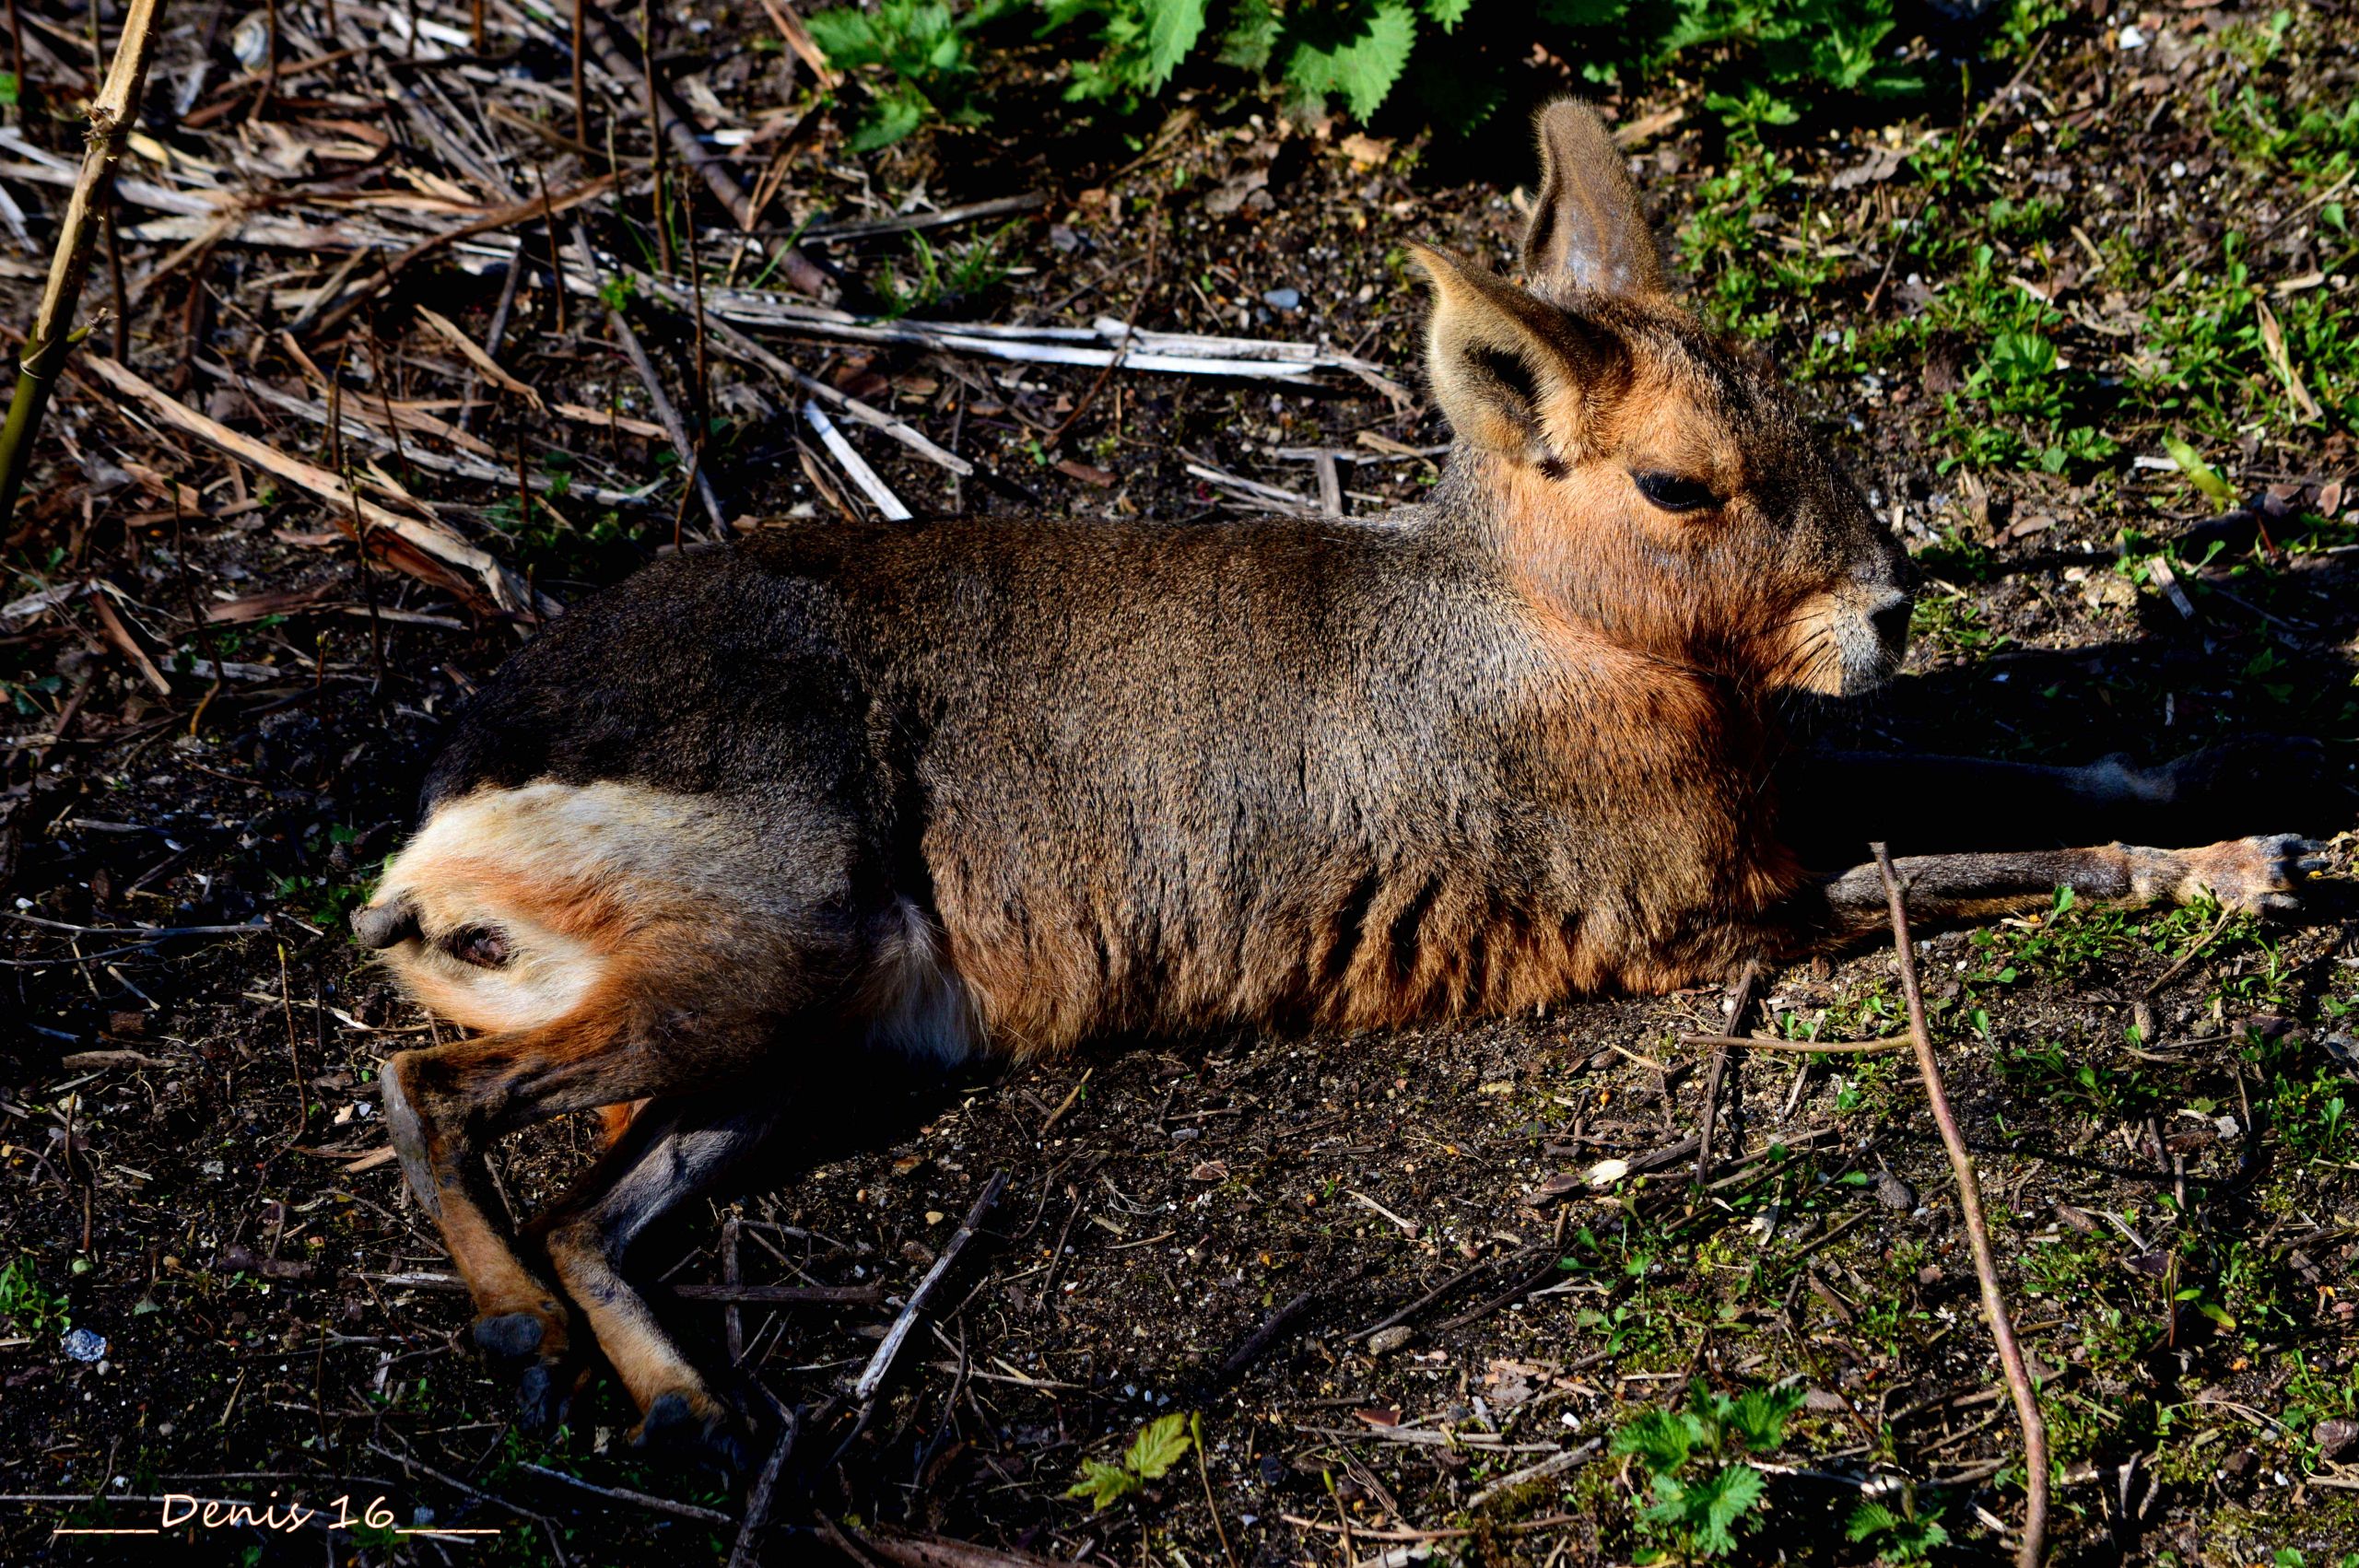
[[0, 0, 167, 525], [1874, 842, 2048, 1568]]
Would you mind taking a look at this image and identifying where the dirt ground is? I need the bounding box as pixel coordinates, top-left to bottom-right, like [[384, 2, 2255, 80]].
[[3, 0, 2357, 1562]]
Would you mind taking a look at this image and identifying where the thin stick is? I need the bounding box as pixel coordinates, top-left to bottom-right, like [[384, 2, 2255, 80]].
[[668, 1281, 881, 1305], [683, 170, 710, 446], [0, 0, 168, 527], [87, 354, 545, 615], [1865, 33, 2050, 313], [100, 202, 126, 359], [571, 0, 832, 298], [534, 162, 569, 338], [512, 1462, 733, 1526], [852, 1172, 1005, 1402], [251, 0, 277, 122], [640, 0, 670, 275], [565, 217, 724, 533], [803, 401, 909, 520], [1192, 1414, 1240, 1568], [1873, 842, 2048, 1568], [1697, 958, 1762, 1185], [570, 0, 587, 150], [1678, 1034, 1909, 1057], [326, 342, 385, 683], [723, 1398, 795, 1568], [2142, 906, 2235, 997]]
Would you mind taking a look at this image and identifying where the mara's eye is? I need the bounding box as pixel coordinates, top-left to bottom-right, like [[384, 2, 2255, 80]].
[[446, 926, 512, 968], [1632, 471, 1719, 513]]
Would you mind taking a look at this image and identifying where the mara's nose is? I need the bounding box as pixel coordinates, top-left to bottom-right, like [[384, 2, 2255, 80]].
[[1868, 592, 1912, 650]]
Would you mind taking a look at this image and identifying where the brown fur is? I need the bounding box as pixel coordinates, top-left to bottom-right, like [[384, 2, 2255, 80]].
[[349, 100, 2320, 1457]]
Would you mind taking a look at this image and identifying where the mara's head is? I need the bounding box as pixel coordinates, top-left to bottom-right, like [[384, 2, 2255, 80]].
[[1414, 100, 1913, 697]]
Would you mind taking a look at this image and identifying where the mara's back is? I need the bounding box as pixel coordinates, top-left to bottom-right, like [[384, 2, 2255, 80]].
[[418, 496, 1792, 1052]]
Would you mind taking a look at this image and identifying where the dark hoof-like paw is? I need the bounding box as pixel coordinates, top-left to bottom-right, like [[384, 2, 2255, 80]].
[[630, 1390, 750, 1473], [472, 1307, 577, 1434], [515, 1359, 581, 1435], [473, 1312, 549, 1364]]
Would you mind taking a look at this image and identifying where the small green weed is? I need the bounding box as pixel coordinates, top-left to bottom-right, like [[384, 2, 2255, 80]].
[[805, 0, 1017, 149], [874, 222, 1018, 316], [1611, 1379, 1804, 1562], [1846, 1487, 1949, 1563], [0, 1257, 68, 1335], [1908, 588, 2007, 659], [1066, 1410, 1192, 1509]]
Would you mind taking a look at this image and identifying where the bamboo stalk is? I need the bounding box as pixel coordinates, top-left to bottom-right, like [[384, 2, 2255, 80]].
[[0, 0, 167, 527]]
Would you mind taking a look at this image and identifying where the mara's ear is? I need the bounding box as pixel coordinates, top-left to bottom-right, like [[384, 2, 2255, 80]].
[[1408, 241, 1627, 463], [1520, 99, 1666, 302]]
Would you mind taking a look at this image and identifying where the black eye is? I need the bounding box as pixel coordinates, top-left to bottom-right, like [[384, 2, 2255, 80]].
[[1632, 472, 1719, 513], [446, 926, 511, 968]]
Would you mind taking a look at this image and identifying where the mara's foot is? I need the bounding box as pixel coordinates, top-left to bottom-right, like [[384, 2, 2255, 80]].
[[629, 1386, 752, 1473], [2145, 834, 2328, 915], [471, 1303, 580, 1434]]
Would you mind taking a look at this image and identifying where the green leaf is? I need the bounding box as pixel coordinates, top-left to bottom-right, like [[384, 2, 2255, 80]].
[[1281, 0, 1417, 120], [1419, 0, 1473, 28], [1659, 1463, 1766, 1556], [0, 73, 18, 109], [1847, 1501, 1900, 1541], [1539, 0, 1630, 23], [2161, 436, 2239, 509], [1125, 1411, 1193, 1480], [1064, 1458, 1141, 1511], [848, 81, 933, 150], [1216, 0, 1283, 70], [1141, 0, 1209, 89], [1612, 1408, 1696, 1477], [804, 6, 885, 68], [1727, 1386, 1805, 1453]]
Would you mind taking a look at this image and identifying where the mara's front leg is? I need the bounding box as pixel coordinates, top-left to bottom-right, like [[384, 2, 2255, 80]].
[[1802, 834, 2324, 950]]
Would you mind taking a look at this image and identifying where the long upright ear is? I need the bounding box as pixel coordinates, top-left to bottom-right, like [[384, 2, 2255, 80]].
[[1520, 99, 1666, 302], [1408, 242, 1627, 463]]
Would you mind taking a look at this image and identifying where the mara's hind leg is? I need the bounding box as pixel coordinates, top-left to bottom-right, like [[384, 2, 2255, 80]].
[[529, 1092, 789, 1465], [1809, 834, 2324, 948], [379, 1000, 772, 1420]]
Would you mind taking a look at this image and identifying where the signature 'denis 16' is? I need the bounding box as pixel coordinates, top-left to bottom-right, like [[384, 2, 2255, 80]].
[[348, 100, 2330, 1466]]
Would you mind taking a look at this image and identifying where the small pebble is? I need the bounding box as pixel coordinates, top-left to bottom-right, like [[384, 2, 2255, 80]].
[[61, 1328, 107, 1363], [2118, 23, 2147, 48], [1875, 1171, 1916, 1211], [1262, 287, 1301, 310], [1367, 1327, 1414, 1355]]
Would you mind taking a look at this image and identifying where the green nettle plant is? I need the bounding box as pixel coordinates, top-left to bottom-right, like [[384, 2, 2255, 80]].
[[1609, 1380, 1806, 1562], [804, 0, 1024, 149], [806, 0, 1921, 149], [1847, 1488, 1951, 1564]]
